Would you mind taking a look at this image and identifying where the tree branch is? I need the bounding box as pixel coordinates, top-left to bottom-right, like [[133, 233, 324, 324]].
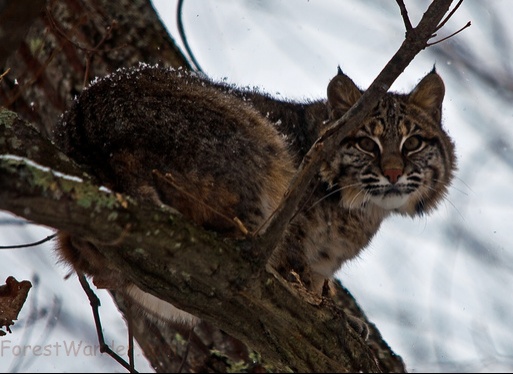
[[435, 0, 465, 32], [0, 109, 404, 372], [395, 0, 413, 32], [256, 0, 457, 264], [0, 0, 467, 371]]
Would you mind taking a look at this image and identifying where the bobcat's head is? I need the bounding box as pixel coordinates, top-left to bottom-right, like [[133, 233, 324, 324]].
[[321, 69, 456, 216]]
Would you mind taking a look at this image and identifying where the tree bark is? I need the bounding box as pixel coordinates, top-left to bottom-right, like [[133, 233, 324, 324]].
[[0, 0, 459, 372], [0, 108, 403, 372], [0, 0, 190, 136]]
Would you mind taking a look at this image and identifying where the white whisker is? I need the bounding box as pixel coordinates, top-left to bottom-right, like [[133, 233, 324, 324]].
[[348, 188, 365, 211], [307, 182, 361, 210], [435, 176, 472, 196], [421, 183, 464, 221]]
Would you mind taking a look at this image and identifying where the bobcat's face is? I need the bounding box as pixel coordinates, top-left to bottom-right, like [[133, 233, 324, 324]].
[[322, 70, 456, 216]]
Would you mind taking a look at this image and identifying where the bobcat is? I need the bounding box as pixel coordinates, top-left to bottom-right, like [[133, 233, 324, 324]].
[[54, 64, 456, 325]]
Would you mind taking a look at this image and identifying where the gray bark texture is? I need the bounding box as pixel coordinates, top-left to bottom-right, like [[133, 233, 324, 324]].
[[0, 0, 458, 371]]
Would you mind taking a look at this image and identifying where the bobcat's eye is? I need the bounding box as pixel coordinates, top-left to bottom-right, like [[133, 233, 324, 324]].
[[402, 135, 423, 153], [356, 137, 378, 154]]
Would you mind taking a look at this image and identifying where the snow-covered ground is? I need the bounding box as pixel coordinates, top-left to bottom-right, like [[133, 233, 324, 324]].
[[1, 0, 512, 372]]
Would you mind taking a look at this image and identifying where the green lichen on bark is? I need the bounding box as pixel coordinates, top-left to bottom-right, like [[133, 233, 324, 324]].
[[0, 107, 405, 373], [0, 109, 18, 125]]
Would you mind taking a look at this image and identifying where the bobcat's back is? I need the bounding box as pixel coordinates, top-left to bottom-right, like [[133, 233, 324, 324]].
[[53, 64, 456, 322], [55, 66, 295, 234]]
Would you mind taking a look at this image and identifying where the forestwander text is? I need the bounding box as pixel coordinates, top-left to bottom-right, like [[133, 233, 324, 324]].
[[0, 340, 136, 357]]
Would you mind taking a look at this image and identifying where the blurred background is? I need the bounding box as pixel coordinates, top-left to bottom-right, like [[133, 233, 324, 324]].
[[1, 0, 512, 372]]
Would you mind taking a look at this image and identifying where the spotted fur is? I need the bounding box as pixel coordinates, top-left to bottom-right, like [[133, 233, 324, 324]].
[[53, 64, 456, 322]]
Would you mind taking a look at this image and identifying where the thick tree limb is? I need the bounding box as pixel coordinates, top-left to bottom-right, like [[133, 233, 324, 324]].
[[0, 110, 405, 372]]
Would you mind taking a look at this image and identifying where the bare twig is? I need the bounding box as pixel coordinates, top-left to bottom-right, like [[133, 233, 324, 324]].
[[153, 169, 250, 236], [77, 273, 138, 373], [45, 6, 120, 55], [45, 5, 123, 88], [436, 0, 465, 31], [127, 312, 135, 372], [82, 22, 119, 88], [0, 68, 11, 82], [177, 0, 203, 72], [428, 21, 471, 46], [0, 233, 56, 249], [395, 0, 413, 31]]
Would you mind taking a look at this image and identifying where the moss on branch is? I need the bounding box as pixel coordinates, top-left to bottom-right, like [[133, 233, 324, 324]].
[[0, 109, 406, 372]]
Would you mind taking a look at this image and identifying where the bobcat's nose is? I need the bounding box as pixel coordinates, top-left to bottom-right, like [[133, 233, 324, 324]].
[[383, 168, 403, 184]]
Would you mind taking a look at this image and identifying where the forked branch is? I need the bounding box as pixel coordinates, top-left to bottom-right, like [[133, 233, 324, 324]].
[[428, 21, 471, 46], [257, 0, 463, 264], [436, 0, 465, 32], [77, 273, 137, 373]]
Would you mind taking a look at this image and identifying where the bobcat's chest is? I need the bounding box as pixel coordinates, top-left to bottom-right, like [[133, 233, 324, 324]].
[[297, 203, 386, 280]]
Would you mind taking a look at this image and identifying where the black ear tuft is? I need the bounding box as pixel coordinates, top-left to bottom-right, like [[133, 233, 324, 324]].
[[408, 70, 445, 124], [337, 65, 343, 75]]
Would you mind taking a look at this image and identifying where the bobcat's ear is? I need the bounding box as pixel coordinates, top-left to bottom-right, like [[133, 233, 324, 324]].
[[408, 70, 445, 123], [327, 68, 362, 120]]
